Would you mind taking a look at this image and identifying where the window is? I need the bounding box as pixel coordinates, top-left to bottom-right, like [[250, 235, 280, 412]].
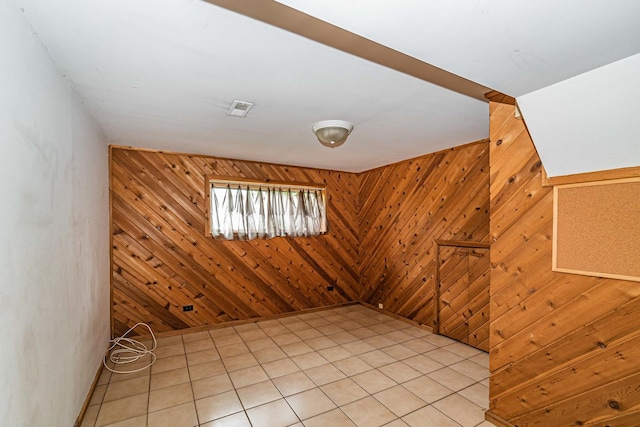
[[206, 177, 327, 240]]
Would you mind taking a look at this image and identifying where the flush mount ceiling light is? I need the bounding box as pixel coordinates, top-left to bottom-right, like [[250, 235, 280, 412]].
[[226, 100, 254, 118], [312, 120, 354, 148]]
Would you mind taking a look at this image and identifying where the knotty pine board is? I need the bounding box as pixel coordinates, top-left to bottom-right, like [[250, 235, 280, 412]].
[[110, 147, 360, 336], [487, 99, 640, 426]]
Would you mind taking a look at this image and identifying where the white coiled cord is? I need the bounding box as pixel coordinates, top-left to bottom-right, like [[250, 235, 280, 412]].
[[103, 322, 157, 374]]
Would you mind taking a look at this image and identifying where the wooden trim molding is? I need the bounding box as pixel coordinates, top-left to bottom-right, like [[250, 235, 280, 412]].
[[485, 410, 515, 427], [74, 361, 105, 427], [542, 164, 640, 187]]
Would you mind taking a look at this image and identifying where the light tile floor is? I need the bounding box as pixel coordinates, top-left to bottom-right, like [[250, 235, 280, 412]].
[[82, 305, 494, 427]]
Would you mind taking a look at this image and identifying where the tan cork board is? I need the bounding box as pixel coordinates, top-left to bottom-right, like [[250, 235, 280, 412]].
[[553, 177, 640, 282]]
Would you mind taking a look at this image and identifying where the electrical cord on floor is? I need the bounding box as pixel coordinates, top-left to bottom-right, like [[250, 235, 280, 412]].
[[103, 322, 157, 374]]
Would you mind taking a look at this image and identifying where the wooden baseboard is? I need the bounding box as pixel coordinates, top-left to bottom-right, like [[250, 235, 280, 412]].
[[74, 360, 104, 427], [485, 410, 514, 427]]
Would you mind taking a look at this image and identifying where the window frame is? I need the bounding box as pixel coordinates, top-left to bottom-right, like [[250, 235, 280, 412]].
[[203, 175, 328, 239]]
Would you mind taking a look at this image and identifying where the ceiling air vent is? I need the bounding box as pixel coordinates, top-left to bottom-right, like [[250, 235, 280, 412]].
[[226, 100, 254, 118]]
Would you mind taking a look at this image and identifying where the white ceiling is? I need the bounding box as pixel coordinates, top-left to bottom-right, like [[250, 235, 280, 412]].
[[17, 0, 640, 172]]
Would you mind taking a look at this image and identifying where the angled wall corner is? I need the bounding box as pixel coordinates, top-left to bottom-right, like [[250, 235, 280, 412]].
[[517, 53, 640, 178]]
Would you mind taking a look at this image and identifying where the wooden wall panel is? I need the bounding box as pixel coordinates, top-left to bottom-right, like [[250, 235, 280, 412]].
[[488, 100, 640, 425], [110, 147, 360, 336], [359, 141, 490, 328]]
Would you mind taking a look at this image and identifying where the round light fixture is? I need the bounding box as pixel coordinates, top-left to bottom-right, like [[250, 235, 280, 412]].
[[312, 120, 354, 148]]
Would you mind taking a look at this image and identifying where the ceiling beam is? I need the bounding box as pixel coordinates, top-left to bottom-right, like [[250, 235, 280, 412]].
[[202, 0, 492, 102]]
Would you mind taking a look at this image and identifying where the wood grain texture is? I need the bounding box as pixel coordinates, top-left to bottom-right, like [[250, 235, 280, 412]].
[[359, 141, 490, 329], [488, 100, 640, 426], [110, 147, 360, 336]]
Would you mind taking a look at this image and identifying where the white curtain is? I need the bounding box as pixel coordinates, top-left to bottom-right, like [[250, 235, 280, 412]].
[[211, 184, 327, 240]]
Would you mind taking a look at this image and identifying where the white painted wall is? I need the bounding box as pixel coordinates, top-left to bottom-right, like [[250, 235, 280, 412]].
[[0, 1, 110, 425], [517, 53, 640, 177]]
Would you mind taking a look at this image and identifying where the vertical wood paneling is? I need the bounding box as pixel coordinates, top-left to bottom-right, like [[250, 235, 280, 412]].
[[110, 147, 360, 336], [488, 99, 640, 426], [359, 141, 490, 329]]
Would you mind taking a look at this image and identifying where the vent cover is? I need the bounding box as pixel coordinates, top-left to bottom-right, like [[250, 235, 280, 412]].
[[226, 100, 254, 118]]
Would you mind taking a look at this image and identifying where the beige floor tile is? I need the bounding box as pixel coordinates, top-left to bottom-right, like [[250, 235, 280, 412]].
[[358, 350, 396, 368], [351, 370, 397, 394], [341, 340, 376, 356], [213, 334, 243, 347], [424, 348, 465, 366], [253, 346, 288, 364], [303, 408, 356, 427], [363, 335, 396, 349], [90, 384, 107, 406], [103, 414, 146, 427], [304, 318, 331, 328], [260, 325, 291, 337], [262, 358, 301, 379], [184, 338, 215, 353], [402, 405, 459, 427], [304, 364, 346, 386], [443, 342, 483, 358], [192, 373, 234, 400], [147, 401, 198, 427], [286, 387, 336, 420], [210, 327, 237, 338], [154, 343, 185, 359], [97, 369, 112, 386], [403, 327, 431, 338], [196, 390, 243, 423], [95, 393, 148, 426], [294, 328, 324, 340], [403, 355, 445, 375], [201, 411, 251, 427], [182, 331, 212, 343], [457, 382, 489, 409], [449, 359, 489, 382], [148, 382, 193, 412], [246, 398, 300, 427], [235, 323, 261, 333], [316, 324, 344, 335], [245, 337, 277, 352], [468, 352, 489, 368], [291, 352, 328, 370], [427, 367, 476, 392], [381, 344, 418, 360], [186, 348, 220, 366], [281, 341, 314, 357], [151, 354, 187, 374], [383, 419, 410, 427], [333, 357, 373, 376], [305, 336, 337, 351], [81, 404, 100, 427], [402, 376, 454, 403], [341, 396, 397, 427], [432, 394, 485, 427], [217, 343, 250, 358], [286, 321, 312, 333], [237, 380, 282, 409], [150, 367, 190, 391], [403, 339, 437, 354], [107, 363, 151, 382], [368, 323, 397, 335], [272, 333, 302, 346], [229, 365, 269, 388], [337, 320, 363, 331], [327, 331, 358, 345], [272, 372, 316, 396], [222, 353, 259, 372], [349, 327, 378, 340], [104, 376, 150, 403], [188, 359, 226, 381], [378, 362, 422, 383], [318, 346, 352, 362], [321, 378, 368, 406], [156, 335, 184, 347], [382, 331, 414, 344], [279, 316, 304, 325], [373, 385, 427, 417], [238, 329, 268, 341], [421, 334, 457, 347]]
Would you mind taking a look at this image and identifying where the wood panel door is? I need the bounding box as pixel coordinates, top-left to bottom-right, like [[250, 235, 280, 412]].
[[436, 244, 490, 351]]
